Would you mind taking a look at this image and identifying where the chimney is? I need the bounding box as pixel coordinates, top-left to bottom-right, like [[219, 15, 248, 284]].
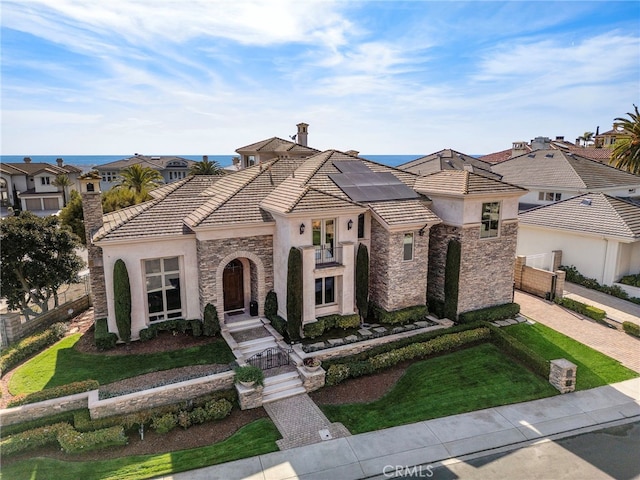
[[531, 136, 551, 151], [23, 157, 32, 163], [296, 122, 309, 147], [56, 157, 64, 167], [555, 136, 564, 142], [511, 141, 527, 157], [79, 176, 108, 319], [203, 155, 208, 161], [345, 150, 360, 156]]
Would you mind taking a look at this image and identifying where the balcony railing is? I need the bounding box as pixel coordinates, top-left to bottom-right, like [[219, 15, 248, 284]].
[[315, 246, 342, 267]]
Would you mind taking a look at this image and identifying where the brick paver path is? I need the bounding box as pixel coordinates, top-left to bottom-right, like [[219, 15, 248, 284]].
[[263, 394, 351, 450], [515, 291, 640, 373]]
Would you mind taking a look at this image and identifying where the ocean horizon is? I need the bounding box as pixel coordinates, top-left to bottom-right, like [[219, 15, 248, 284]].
[[0, 154, 431, 170]]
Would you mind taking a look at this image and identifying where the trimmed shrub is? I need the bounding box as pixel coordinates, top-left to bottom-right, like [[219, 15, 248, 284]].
[[189, 319, 203, 337], [356, 243, 370, 321], [458, 303, 521, 324], [444, 239, 461, 320], [1, 422, 71, 457], [623, 321, 640, 338], [557, 297, 607, 323], [57, 425, 127, 454], [270, 315, 289, 341], [619, 273, 640, 288], [203, 303, 220, 337], [369, 303, 428, 325], [234, 365, 264, 386], [302, 314, 361, 338], [1, 322, 68, 373], [151, 413, 178, 434], [204, 398, 233, 420], [139, 318, 205, 341], [265, 290, 278, 320], [286, 247, 303, 341], [490, 327, 550, 379], [303, 319, 325, 339], [560, 265, 640, 305], [1, 411, 77, 437], [94, 317, 118, 350], [8, 380, 99, 407], [189, 406, 208, 425], [113, 259, 132, 342], [427, 297, 445, 319]]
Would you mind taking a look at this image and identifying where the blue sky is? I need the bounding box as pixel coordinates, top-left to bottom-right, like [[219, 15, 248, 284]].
[[1, 1, 639, 156]]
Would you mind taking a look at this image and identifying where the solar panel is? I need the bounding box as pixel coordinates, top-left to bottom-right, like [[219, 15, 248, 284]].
[[332, 160, 373, 174]]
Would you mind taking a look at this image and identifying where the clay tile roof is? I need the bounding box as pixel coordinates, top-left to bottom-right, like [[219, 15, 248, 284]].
[[479, 148, 519, 164], [235, 137, 319, 155], [414, 170, 526, 196], [368, 199, 441, 226], [398, 149, 500, 179], [95, 155, 196, 170], [519, 193, 640, 239], [492, 150, 640, 190]]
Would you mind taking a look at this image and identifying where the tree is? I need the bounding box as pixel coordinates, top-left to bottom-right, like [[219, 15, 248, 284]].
[[59, 190, 86, 245], [0, 212, 84, 320], [355, 243, 369, 323], [286, 247, 302, 341], [189, 158, 223, 175], [102, 187, 143, 213], [113, 259, 132, 342], [610, 104, 640, 175], [581, 131, 594, 147], [52, 174, 72, 207], [117, 164, 163, 195], [444, 239, 461, 320]]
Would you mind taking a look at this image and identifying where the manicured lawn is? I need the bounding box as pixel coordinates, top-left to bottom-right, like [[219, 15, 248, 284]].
[[1, 418, 280, 480], [9, 334, 235, 395], [321, 343, 559, 434], [504, 322, 639, 390]]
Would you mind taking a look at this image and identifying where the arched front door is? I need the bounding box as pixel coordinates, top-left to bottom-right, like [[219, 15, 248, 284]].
[[223, 259, 244, 311]]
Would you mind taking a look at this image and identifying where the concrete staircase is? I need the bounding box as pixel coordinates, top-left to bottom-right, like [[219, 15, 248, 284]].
[[262, 371, 306, 404]]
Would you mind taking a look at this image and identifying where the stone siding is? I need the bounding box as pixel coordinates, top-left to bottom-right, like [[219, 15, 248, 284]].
[[81, 190, 108, 319], [0, 392, 89, 426], [369, 219, 429, 311], [197, 235, 273, 316], [457, 222, 518, 314], [237, 384, 264, 410], [549, 359, 576, 394]]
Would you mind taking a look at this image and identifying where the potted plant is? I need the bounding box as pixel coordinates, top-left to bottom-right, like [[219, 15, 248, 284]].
[[303, 357, 322, 372], [234, 365, 264, 387]]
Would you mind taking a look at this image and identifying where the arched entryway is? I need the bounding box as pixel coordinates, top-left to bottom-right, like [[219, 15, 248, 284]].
[[223, 259, 244, 312]]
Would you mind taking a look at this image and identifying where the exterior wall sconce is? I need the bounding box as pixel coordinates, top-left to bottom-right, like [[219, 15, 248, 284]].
[[300, 223, 305, 234], [347, 219, 353, 230], [418, 228, 425, 236]]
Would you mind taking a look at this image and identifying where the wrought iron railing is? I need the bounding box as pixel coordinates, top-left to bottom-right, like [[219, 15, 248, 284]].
[[315, 246, 342, 267], [246, 346, 293, 370]]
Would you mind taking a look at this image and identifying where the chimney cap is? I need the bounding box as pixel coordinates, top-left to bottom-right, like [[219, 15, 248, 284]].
[[23, 157, 32, 163]]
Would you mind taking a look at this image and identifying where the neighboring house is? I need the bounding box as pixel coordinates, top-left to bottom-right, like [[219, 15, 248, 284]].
[[81, 135, 527, 341], [0, 157, 82, 214], [397, 149, 501, 180], [94, 155, 198, 191], [517, 193, 640, 285], [594, 123, 632, 149], [491, 149, 640, 210]]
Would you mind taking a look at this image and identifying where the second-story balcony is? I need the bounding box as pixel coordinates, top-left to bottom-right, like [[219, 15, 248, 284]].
[[315, 246, 342, 267]]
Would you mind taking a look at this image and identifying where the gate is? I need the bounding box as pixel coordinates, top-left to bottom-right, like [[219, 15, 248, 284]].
[[246, 347, 292, 370]]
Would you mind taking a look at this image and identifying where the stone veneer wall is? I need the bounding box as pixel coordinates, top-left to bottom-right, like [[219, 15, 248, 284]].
[[427, 224, 461, 306], [196, 235, 273, 315], [457, 221, 518, 313], [81, 190, 108, 319], [0, 392, 89, 426], [369, 219, 429, 312]]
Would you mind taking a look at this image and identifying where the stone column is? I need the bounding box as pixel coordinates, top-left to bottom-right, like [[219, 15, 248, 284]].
[[514, 255, 526, 290], [549, 358, 577, 393], [554, 270, 566, 300], [79, 177, 107, 319], [552, 250, 563, 271]]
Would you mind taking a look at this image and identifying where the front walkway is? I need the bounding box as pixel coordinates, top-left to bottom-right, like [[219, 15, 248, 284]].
[[563, 282, 640, 327], [515, 291, 640, 373]]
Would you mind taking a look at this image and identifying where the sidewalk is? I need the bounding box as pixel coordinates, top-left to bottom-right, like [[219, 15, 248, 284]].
[[161, 378, 640, 480], [563, 282, 640, 327]]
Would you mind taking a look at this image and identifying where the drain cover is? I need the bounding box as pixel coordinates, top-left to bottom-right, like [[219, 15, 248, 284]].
[[319, 429, 332, 440]]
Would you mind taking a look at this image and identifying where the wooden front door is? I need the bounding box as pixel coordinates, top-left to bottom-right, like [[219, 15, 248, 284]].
[[223, 259, 244, 311]]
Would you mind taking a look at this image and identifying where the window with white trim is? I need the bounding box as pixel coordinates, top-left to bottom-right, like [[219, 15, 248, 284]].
[[40, 176, 51, 185], [480, 202, 500, 238], [145, 257, 182, 321], [315, 277, 335, 305], [403, 232, 414, 261], [538, 192, 561, 202]]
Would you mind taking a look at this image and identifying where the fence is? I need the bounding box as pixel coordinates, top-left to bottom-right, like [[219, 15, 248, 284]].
[[514, 253, 565, 301]]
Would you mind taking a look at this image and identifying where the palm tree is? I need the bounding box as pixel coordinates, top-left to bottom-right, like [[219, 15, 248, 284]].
[[189, 158, 223, 175], [117, 164, 163, 196], [581, 131, 594, 147], [610, 104, 640, 175], [52, 174, 72, 207]]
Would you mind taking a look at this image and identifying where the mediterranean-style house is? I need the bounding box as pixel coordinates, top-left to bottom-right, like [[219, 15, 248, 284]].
[[397, 149, 501, 180], [94, 154, 198, 191], [81, 127, 527, 341], [0, 157, 82, 214]]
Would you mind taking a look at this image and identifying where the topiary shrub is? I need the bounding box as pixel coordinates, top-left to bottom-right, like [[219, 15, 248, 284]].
[[458, 303, 521, 324], [623, 321, 640, 338], [356, 243, 369, 322], [113, 259, 132, 343], [369, 304, 428, 325], [203, 303, 220, 337], [94, 317, 117, 350], [265, 290, 278, 320], [303, 319, 326, 339], [286, 247, 303, 341], [444, 239, 461, 320]]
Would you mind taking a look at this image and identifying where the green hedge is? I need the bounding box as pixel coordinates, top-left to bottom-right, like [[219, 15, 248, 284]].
[[302, 314, 361, 339], [8, 380, 99, 407], [619, 273, 640, 288], [427, 297, 445, 319], [150, 399, 233, 434], [560, 265, 640, 305], [94, 317, 118, 350], [458, 303, 520, 324], [444, 239, 461, 319], [113, 259, 132, 343], [203, 303, 220, 337], [139, 318, 204, 341], [369, 304, 428, 325], [325, 327, 490, 385], [286, 247, 303, 341], [1, 410, 78, 437], [265, 290, 278, 320], [623, 321, 640, 338], [556, 297, 606, 322], [356, 243, 370, 321], [489, 327, 550, 378], [57, 425, 127, 454], [269, 315, 289, 341], [0, 422, 71, 457], [1, 322, 67, 373]]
